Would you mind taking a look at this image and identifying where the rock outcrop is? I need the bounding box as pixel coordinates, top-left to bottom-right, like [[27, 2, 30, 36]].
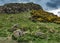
[[0, 2, 43, 14]]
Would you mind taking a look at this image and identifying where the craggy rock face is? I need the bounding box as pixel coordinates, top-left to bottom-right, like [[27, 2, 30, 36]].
[[0, 2, 43, 14]]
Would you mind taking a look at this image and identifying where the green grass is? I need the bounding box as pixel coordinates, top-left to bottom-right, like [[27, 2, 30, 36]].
[[0, 11, 60, 43]]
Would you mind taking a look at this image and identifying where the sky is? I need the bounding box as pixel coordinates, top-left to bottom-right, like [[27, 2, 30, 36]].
[[0, 0, 60, 16]]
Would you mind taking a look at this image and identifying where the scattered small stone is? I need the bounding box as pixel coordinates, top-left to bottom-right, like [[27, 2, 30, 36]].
[[35, 32, 47, 39], [12, 29, 30, 39], [29, 41, 33, 43], [35, 32, 45, 36], [20, 27, 28, 32], [12, 24, 19, 28], [13, 29, 24, 38], [49, 29, 56, 33], [9, 24, 19, 32]]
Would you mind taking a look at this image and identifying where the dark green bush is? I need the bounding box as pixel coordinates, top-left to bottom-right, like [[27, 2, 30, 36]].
[[30, 10, 60, 24], [0, 32, 8, 37], [12, 35, 17, 40]]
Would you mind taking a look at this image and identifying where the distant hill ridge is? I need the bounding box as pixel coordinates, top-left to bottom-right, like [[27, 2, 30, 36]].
[[0, 2, 43, 14]]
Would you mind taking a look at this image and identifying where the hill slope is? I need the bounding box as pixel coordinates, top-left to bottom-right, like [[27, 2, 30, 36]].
[[0, 11, 60, 43], [0, 3, 60, 43]]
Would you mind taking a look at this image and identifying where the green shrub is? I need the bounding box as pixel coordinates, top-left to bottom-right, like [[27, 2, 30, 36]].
[[30, 10, 60, 23], [0, 32, 8, 37], [12, 35, 17, 40]]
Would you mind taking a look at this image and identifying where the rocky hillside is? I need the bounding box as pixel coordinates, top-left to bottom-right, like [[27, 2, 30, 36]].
[[0, 3, 60, 43], [0, 2, 42, 14], [0, 2, 60, 24]]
